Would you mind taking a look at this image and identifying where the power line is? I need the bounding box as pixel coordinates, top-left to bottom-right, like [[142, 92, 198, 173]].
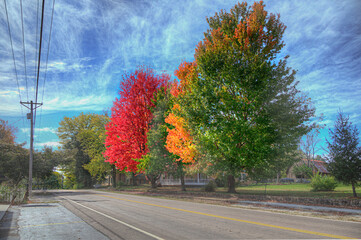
[[20, 0, 29, 101], [34, 0, 39, 101], [3, 0, 26, 129], [3, 0, 22, 102], [42, 0, 56, 100], [39, 0, 56, 130], [34, 0, 45, 127], [35, 0, 45, 105]]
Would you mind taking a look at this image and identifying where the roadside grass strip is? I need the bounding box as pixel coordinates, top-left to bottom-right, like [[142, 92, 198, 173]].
[[99, 194, 356, 239]]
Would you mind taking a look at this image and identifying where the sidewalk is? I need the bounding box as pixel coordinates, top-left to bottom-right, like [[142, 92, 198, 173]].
[[0, 204, 10, 222], [0, 193, 108, 240], [234, 200, 361, 215]]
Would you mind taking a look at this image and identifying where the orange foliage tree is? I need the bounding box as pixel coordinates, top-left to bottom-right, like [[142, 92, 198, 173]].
[[164, 63, 198, 190], [165, 104, 196, 164]]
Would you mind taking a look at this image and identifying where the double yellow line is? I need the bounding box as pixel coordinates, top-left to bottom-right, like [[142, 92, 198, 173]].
[[99, 194, 356, 239]]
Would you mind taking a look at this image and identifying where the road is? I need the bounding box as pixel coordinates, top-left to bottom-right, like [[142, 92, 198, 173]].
[[51, 190, 360, 239]]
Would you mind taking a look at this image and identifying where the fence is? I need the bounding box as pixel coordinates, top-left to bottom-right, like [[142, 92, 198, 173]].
[[160, 178, 211, 186], [0, 184, 27, 204]]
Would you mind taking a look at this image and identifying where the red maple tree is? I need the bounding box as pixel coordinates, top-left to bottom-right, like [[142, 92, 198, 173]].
[[104, 67, 170, 172]]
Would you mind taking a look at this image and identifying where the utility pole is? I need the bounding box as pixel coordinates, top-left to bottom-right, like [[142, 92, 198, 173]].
[[21, 101, 42, 197]]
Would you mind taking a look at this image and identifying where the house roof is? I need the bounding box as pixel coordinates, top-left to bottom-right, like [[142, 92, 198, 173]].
[[302, 159, 329, 174]]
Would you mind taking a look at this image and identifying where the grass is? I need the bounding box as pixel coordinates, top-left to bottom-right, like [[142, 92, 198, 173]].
[[229, 183, 360, 198], [104, 183, 361, 199]]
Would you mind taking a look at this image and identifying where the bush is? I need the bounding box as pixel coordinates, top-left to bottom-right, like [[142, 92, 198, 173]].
[[311, 173, 338, 191], [204, 180, 217, 192], [214, 177, 226, 187]]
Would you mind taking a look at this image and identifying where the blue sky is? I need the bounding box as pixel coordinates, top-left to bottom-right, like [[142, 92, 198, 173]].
[[1, 0, 360, 156]]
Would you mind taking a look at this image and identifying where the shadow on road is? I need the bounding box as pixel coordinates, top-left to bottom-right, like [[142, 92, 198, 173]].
[[0, 208, 19, 240]]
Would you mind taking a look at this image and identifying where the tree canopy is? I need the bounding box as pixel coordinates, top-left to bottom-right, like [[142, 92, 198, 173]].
[[57, 113, 109, 188], [176, 1, 315, 192], [104, 67, 170, 173], [327, 111, 361, 197]]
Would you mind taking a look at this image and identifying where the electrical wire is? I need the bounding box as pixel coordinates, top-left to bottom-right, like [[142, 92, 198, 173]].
[[3, 0, 22, 103], [3, 0, 27, 144], [34, 0, 45, 128], [34, 0, 39, 101], [20, 0, 29, 101], [38, 0, 56, 130]]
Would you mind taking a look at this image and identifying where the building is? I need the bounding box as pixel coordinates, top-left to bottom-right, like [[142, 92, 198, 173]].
[[287, 159, 329, 179]]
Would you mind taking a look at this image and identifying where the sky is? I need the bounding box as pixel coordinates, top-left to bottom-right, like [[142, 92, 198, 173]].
[[0, 0, 360, 156]]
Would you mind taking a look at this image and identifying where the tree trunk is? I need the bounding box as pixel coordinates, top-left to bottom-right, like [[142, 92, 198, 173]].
[[180, 174, 186, 191], [264, 182, 268, 196], [352, 182, 357, 197], [149, 174, 159, 189], [151, 178, 157, 189], [132, 172, 137, 186], [112, 165, 117, 188], [276, 171, 280, 184], [227, 175, 236, 193], [177, 162, 186, 191]]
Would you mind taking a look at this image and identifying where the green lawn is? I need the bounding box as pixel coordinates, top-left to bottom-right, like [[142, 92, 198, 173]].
[[104, 183, 360, 199], [226, 183, 361, 198]]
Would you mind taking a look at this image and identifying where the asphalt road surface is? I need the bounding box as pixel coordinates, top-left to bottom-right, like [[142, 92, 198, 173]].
[[51, 190, 360, 239]]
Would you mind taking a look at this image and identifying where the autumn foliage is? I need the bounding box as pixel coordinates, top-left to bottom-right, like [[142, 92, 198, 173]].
[[104, 67, 169, 172], [165, 62, 198, 164], [195, 1, 285, 61], [165, 104, 196, 163]]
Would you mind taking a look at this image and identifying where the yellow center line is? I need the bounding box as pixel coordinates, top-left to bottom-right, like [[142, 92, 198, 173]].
[[99, 194, 356, 239]]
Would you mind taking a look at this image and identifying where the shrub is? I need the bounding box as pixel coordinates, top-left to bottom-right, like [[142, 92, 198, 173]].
[[214, 177, 226, 187], [311, 173, 338, 191], [204, 180, 217, 192]]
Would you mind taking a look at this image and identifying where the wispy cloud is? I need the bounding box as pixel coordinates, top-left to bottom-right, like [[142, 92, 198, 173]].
[[1, 0, 361, 151]]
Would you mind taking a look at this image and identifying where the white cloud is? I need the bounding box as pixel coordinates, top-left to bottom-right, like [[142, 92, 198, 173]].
[[21, 127, 57, 134], [34, 141, 61, 148]]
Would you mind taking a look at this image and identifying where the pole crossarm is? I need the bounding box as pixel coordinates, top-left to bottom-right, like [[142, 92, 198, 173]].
[[20, 101, 43, 110]]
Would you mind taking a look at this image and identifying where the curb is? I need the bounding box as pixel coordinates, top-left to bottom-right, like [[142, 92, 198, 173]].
[[234, 201, 361, 215]]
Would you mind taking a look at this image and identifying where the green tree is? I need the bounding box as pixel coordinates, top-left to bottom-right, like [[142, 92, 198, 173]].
[[0, 142, 29, 186], [180, 2, 315, 192], [78, 114, 111, 182], [33, 146, 59, 180], [0, 119, 28, 186], [57, 148, 77, 188], [58, 113, 110, 188], [327, 112, 361, 197], [138, 88, 174, 188], [292, 164, 313, 179], [270, 150, 302, 184]]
